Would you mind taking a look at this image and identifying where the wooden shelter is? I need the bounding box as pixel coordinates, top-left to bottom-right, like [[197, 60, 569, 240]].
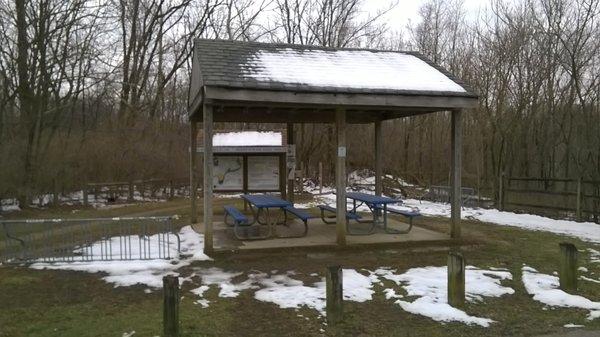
[[188, 39, 479, 254]]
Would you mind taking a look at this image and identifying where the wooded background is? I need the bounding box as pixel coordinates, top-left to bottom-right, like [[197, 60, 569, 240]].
[[1, 0, 599, 206]]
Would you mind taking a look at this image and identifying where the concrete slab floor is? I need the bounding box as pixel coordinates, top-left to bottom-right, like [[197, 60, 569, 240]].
[[192, 217, 455, 253]]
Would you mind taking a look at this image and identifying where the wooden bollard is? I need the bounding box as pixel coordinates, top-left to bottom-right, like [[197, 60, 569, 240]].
[[326, 265, 343, 324], [447, 252, 465, 308], [163, 275, 180, 337], [559, 242, 578, 292]]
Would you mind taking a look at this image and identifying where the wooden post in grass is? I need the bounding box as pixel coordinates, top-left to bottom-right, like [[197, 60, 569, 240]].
[[559, 242, 578, 293], [163, 275, 180, 337], [447, 251, 465, 308], [326, 265, 343, 324]]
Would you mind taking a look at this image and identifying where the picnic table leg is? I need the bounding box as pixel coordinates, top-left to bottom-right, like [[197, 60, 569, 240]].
[[383, 204, 388, 231], [266, 208, 273, 237]]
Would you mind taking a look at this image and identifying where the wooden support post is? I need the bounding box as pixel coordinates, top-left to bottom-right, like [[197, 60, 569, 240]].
[[203, 104, 214, 254], [447, 251, 465, 308], [576, 178, 583, 221], [287, 123, 295, 203], [335, 108, 347, 246], [190, 121, 198, 223], [319, 162, 323, 194], [374, 120, 383, 196], [169, 180, 175, 199], [450, 109, 462, 238], [163, 275, 180, 337], [559, 242, 578, 293], [326, 265, 343, 324]]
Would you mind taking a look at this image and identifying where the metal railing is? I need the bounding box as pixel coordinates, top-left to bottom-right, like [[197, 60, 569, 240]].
[[0, 216, 180, 264]]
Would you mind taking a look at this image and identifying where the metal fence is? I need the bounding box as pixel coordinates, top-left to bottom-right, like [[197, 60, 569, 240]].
[[0, 216, 180, 264]]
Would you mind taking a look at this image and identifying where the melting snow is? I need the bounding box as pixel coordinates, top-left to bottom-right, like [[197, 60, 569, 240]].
[[244, 49, 467, 93], [375, 266, 514, 327], [30, 226, 210, 289], [213, 131, 282, 146], [522, 266, 600, 320]]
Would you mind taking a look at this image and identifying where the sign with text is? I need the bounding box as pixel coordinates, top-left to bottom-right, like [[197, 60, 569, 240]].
[[248, 156, 280, 190]]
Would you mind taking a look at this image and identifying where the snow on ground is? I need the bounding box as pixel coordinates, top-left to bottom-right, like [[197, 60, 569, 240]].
[[374, 266, 514, 327], [522, 266, 600, 320], [309, 184, 600, 244], [30, 225, 210, 289], [589, 249, 600, 263], [191, 268, 376, 316]]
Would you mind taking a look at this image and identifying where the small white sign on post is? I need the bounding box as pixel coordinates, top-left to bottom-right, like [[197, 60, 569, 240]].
[[337, 146, 346, 158]]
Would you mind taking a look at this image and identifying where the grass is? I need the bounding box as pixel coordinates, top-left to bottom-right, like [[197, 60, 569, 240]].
[[1, 197, 600, 336]]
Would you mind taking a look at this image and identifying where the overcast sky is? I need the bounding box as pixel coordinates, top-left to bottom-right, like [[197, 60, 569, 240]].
[[363, 0, 490, 30]]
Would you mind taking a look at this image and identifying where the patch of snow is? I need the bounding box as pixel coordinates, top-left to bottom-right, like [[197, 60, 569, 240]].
[[254, 274, 327, 314], [213, 131, 282, 146], [564, 323, 584, 328], [244, 49, 467, 93], [122, 331, 136, 337], [581, 276, 600, 284], [579, 267, 589, 273], [375, 266, 513, 327], [30, 226, 210, 288], [522, 266, 600, 320], [589, 249, 600, 263]]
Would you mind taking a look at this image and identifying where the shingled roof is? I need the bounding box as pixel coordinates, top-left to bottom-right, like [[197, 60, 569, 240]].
[[191, 39, 477, 97]]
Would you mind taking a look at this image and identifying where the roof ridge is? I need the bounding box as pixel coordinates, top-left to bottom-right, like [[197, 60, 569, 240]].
[[194, 38, 419, 55]]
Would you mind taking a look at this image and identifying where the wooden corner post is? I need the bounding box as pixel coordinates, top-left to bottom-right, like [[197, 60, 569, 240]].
[[559, 242, 578, 293], [326, 265, 343, 324], [374, 120, 383, 197], [190, 121, 198, 223], [335, 108, 347, 246], [447, 251, 465, 308], [203, 104, 214, 254], [163, 275, 180, 337], [287, 123, 295, 203], [450, 109, 462, 238]]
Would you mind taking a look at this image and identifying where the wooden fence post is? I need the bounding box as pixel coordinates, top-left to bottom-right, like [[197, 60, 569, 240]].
[[326, 265, 343, 324], [447, 252, 465, 308], [169, 180, 175, 199], [128, 182, 134, 202], [559, 242, 578, 293], [53, 179, 60, 206], [83, 184, 89, 206], [319, 161, 323, 194], [163, 275, 180, 337], [576, 178, 583, 222]]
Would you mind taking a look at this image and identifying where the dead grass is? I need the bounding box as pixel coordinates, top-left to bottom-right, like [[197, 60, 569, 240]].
[[1, 199, 600, 336]]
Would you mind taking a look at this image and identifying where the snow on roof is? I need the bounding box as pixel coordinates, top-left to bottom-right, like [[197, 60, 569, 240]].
[[242, 49, 466, 93], [213, 131, 282, 146]]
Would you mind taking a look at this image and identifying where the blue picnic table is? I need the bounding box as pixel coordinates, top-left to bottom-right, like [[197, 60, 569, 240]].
[[241, 194, 292, 238], [345, 192, 419, 234]]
